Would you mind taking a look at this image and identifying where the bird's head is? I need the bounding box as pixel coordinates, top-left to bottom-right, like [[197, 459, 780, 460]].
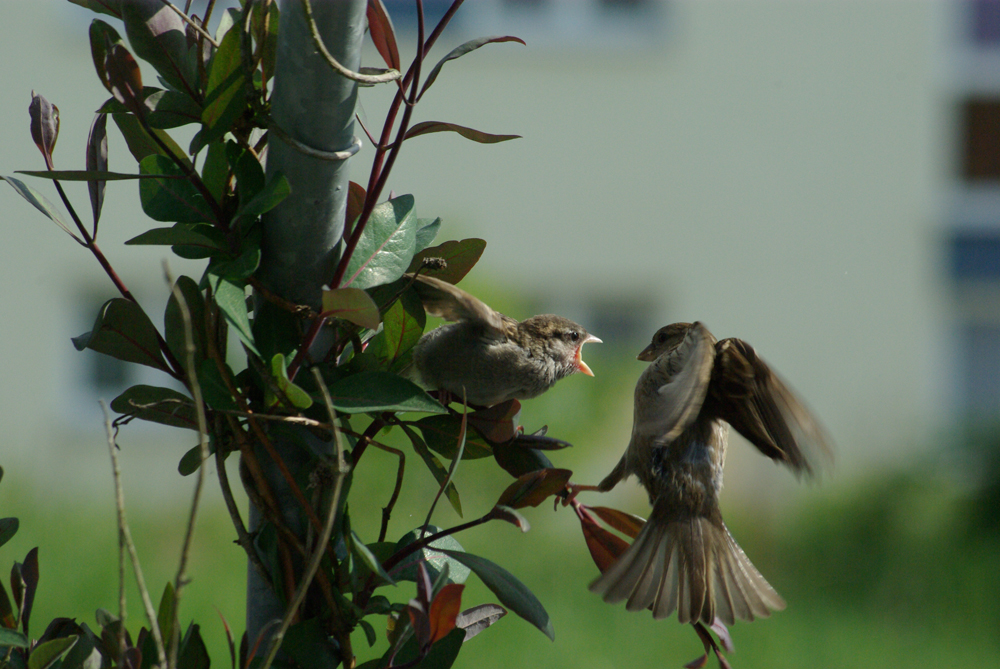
[[637, 322, 701, 362], [518, 315, 602, 377]]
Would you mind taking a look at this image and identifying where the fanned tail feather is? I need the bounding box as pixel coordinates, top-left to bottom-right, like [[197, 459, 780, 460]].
[[589, 500, 785, 625]]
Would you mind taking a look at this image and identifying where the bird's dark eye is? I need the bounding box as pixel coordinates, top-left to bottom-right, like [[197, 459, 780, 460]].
[[568, 331, 580, 342], [656, 332, 668, 344]]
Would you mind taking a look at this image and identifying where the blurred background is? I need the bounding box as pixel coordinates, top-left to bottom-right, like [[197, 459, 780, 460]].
[[2, 1, 999, 667]]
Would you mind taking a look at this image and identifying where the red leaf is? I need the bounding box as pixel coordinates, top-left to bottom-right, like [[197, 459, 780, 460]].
[[366, 0, 400, 72], [345, 180, 366, 237], [29, 93, 59, 169], [467, 399, 520, 443], [404, 121, 520, 144], [105, 44, 145, 116], [580, 518, 630, 573], [589, 506, 646, 540], [428, 583, 464, 643], [321, 287, 381, 330], [86, 112, 109, 231], [496, 468, 572, 509]]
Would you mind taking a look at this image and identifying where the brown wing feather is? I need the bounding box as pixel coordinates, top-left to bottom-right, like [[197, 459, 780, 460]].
[[709, 338, 832, 477], [408, 273, 509, 340]]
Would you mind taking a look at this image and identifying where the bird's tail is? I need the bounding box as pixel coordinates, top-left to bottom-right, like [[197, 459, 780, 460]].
[[589, 498, 785, 625]]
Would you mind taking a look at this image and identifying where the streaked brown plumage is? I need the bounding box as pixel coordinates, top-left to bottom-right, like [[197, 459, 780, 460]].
[[409, 274, 601, 406], [590, 322, 831, 626]]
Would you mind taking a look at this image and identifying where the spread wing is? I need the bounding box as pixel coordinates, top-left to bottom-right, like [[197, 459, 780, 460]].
[[408, 274, 509, 340], [709, 338, 833, 477], [634, 322, 717, 445]]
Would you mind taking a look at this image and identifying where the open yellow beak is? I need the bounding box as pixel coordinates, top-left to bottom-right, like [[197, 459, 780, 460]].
[[575, 334, 602, 376]]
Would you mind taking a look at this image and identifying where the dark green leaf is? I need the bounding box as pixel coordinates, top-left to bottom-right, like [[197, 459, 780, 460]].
[[395, 627, 463, 669], [178, 624, 209, 669], [104, 44, 145, 115], [19, 548, 38, 636], [206, 274, 259, 357], [321, 288, 381, 330], [491, 505, 530, 532], [251, 0, 279, 82], [404, 121, 520, 145], [403, 427, 462, 517], [126, 224, 225, 252], [59, 624, 101, 669], [0, 627, 29, 648], [230, 142, 264, 206], [417, 415, 492, 460], [414, 218, 442, 253], [0, 518, 18, 548], [391, 528, 469, 585], [342, 195, 418, 290], [112, 113, 191, 168], [89, 20, 125, 92], [418, 36, 525, 100], [197, 359, 237, 411], [0, 176, 80, 242], [178, 445, 206, 476], [86, 113, 108, 231], [163, 276, 206, 368], [201, 24, 246, 145], [139, 154, 215, 223], [72, 298, 171, 373], [235, 173, 290, 225], [439, 550, 553, 641], [201, 141, 228, 202], [121, 2, 198, 96], [27, 636, 77, 669], [407, 239, 486, 284], [326, 372, 445, 414], [283, 619, 339, 669], [358, 619, 377, 648], [493, 444, 553, 479], [110, 385, 197, 430], [496, 469, 572, 509], [146, 89, 203, 129], [71, 1, 122, 19]]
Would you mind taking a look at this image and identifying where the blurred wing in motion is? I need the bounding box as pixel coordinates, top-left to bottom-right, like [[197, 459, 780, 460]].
[[408, 273, 509, 340]]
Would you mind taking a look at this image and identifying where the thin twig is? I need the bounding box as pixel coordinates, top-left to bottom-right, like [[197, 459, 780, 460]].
[[215, 436, 270, 581], [165, 262, 211, 669], [366, 440, 406, 543], [156, 0, 220, 47], [101, 401, 168, 669], [419, 394, 466, 539], [300, 0, 400, 84]]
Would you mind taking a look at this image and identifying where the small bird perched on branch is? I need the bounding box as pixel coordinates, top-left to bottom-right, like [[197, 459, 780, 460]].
[[409, 273, 601, 407], [590, 322, 831, 626]]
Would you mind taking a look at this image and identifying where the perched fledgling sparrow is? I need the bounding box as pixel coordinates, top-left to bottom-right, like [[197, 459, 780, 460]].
[[409, 274, 601, 407], [590, 322, 831, 626]]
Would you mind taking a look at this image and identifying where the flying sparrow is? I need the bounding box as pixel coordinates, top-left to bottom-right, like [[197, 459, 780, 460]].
[[409, 274, 601, 407], [590, 322, 831, 626]]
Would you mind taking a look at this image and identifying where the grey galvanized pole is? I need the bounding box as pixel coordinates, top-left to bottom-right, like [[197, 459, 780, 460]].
[[248, 0, 367, 652]]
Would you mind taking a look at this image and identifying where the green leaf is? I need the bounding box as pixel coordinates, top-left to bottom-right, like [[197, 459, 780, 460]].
[[71, 1, 122, 19], [139, 154, 216, 223], [342, 195, 419, 289], [495, 468, 572, 509], [417, 415, 492, 460], [493, 443, 554, 479], [89, 20, 125, 93], [156, 582, 176, 653], [1, 176, 80, 242], [0, 627, 29, 649], [403, 427, 462, 517], [251, 0, 280, 82], [321, 287, 381, 330], [72, 298, 172, 373], [394, 627, 464, 669], [178, 445, 206, 476], [201, 141, 229, 202], [414, 218, 442, 253], [418, 36, 525, 100], [283, 619, 339, 669], [404, 121, 520, 145], [392, 528, 469, 585], [178, 624, 210, 669], [267, 354, 312, 410], [407, 238, 486, 284], [86, 113, 109, 231], [379, 286, 425, 368], [0, 518, 18, 549], [201, 23, 246, 145], [352, 531, 395, 586], [439, 550, 553, 641], [206, 274, 260, 357], [126, 223, 225, 250], [27, 636, 78, 669], [121, 2, 198, 96], [326, 372, 445, 414], [15, 170, 168, 182], [112, 113, 191, 168], [110, 385, 197, 430]]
